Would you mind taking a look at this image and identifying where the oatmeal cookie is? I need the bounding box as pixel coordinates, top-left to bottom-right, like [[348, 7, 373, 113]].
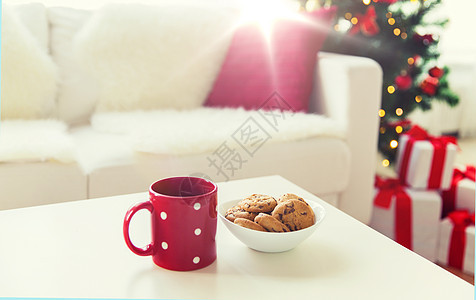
[[234, 218, 267, 232], [271, 199, 315, 231], [278, 193, 309, 206], [254, 213, 290, 233], [225, 205, 258, 222], [240, 194, 277, 213]]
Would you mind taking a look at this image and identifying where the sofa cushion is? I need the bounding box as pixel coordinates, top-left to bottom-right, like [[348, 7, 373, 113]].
[[1, 5, 58, 119], [205, 7, 336, 112], [90, 108, 346, 155], [69, 126, 135, 174], [48, 7, 98, 126], [73, 3, 238, 112], [0, 120, 75, 163], [11, 3, 49, 51], [84, 135, 350, 199]]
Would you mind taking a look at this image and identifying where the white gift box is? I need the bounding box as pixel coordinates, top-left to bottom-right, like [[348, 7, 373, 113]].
[[454, 179, 475, 213], [436, 218, 475, 275], [370, 187, 442, 262], [441, 165, 475, 216], [395, 133, 458, 190]]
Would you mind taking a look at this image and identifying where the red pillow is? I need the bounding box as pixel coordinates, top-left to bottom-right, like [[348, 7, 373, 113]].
[[205, 7, 336, 112]]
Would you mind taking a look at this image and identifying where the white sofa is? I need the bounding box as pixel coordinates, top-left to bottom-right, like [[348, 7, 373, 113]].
[[0, 3, 382, 224]]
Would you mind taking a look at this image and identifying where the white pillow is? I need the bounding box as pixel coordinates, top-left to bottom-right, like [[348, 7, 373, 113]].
[[73, 3, 239, 112], [1, 5, 58, 120], [48, 7, 98, 125], [11, 3, 49, 52]]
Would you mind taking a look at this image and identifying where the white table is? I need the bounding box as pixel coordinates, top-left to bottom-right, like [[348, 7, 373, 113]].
[[0, 175, 473, 299]]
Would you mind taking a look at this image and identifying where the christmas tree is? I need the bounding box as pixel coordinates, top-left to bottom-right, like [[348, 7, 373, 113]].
[[319, 0, 459, 165]]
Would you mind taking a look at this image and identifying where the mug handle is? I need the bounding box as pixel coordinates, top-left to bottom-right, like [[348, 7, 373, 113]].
[[123, 201, 155, 256]]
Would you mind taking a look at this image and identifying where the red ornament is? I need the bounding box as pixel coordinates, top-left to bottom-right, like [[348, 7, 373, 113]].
[[420, 76, 439, 96], [349, 6, 380, 36], [395, 74, 413, 90], [413, 33, 434, 46], [429, 66, 444, 78]]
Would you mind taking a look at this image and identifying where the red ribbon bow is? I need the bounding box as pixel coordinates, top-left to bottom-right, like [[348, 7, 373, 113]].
[[374, 176, 413, 250], [349, 6, 380, 36], [447, 210, 475, 269], [456, 165, 476, 182], [399, 125, 458, 188], [442, 165, 476, 217]]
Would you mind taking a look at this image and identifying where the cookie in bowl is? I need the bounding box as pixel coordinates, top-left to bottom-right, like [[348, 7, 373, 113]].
[[240, 194, 277, 213], [254, 213, 290, 233], [271, 199, 315, 231]]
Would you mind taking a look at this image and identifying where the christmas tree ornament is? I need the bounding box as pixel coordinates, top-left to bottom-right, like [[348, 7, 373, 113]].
[[413, 33, 434, 46], [395, 74, 412, 90], [429, 66, 445, 78], [349, 5, 380, 36], [420, 75, 439, 96]]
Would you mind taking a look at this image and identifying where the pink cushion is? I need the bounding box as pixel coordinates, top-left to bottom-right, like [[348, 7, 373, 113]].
[[205, 7, 336, 112]]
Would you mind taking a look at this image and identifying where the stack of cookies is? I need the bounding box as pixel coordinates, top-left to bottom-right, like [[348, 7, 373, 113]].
[[225, 193, 315, 232]]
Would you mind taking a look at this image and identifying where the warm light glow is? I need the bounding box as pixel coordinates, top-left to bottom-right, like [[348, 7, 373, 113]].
[[408, 57, 415, 65], [379, 109, 386, 117], [345, 12, 352, 20], [386, 12, 392, 18], [401, 32, 408, 39], [387, 85, 395, 94], [239, 0, 310, 80], [395, 126, 403, 133], [382, 159, 390, 167], [393, 28, 401, 36], [390, 140, 398, 148], [396, 108, 404, 116], [380, 127, 386, 134], [415, 95, 422, 103], [334, 24, 340, 31], [363, 0, 371, 5], [388, 18, 395, 25], [240, 1, 303, 32], [305, 0, 319, 11], [351, 17, 358, 25]]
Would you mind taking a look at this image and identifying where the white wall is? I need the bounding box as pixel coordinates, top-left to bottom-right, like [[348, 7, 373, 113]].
[[438, 0, 476, 56]]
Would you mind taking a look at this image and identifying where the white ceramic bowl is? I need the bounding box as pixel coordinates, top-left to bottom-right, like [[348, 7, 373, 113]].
[[218, 198, 326, 252]]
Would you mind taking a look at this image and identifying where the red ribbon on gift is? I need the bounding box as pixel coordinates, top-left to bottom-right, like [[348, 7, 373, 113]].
[[442, 165, 476, 217], [398, 125, 458, 188], [447, 210, 475, 269], [374, 176, 413, 250]]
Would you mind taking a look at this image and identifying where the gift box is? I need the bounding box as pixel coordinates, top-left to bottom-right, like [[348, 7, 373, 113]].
[[441, 165, 475, 218], [370, 177, 442, 262], [395, 125, 458, 190], [436, 210, 475, 275]]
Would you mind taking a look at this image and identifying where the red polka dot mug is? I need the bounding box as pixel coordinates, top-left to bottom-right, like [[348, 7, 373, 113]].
[[123, 176, 218, 271]]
